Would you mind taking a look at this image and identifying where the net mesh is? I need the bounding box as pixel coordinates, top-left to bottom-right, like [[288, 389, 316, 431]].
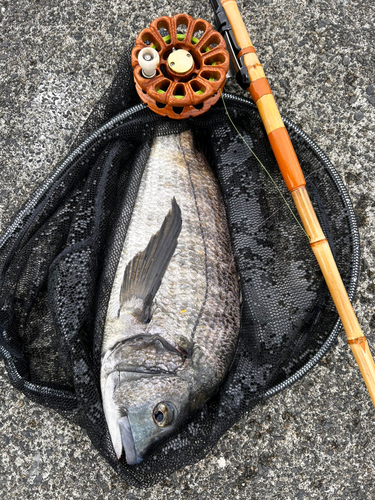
[[0, 46, 359, 487]]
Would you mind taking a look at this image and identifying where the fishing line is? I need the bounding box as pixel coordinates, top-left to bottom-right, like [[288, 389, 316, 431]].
[[221, 93, 309, 239]]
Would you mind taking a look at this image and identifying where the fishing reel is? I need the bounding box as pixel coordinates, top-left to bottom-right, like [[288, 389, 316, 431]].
[[131, 14, 230, 119]]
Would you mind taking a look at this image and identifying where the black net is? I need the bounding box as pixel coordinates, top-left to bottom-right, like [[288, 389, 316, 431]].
[[0, 46, 359, 487]]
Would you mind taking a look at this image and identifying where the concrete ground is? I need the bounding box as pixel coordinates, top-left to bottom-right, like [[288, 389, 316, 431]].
[[0, 0, 375, 498]]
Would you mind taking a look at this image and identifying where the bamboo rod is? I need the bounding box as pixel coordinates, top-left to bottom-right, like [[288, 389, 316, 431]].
[[220, 0, 375, 405]]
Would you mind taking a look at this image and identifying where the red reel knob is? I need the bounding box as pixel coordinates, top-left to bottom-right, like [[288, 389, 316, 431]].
[[131, 14, 230, 119]]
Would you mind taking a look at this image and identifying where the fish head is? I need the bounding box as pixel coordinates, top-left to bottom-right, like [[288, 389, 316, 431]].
[[104, 371, 192, 465], [101, 335, 218, 464]]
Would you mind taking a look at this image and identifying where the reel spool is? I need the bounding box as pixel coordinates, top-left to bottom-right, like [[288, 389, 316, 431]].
[[131, 14, 230, 119]]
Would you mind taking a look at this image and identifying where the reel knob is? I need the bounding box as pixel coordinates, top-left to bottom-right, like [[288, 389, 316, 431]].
[[167, 49, 194, 74], [131, 14, 230, 119]]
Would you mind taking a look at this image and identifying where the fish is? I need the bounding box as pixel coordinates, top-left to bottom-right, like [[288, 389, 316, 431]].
[[100, 130, 240, 465]]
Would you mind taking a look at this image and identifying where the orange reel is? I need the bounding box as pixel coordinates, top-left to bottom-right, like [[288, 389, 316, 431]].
[[131, 14, 230, 119]]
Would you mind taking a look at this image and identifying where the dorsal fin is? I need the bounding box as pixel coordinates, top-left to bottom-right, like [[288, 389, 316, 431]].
[[119, 198, 182, 322]]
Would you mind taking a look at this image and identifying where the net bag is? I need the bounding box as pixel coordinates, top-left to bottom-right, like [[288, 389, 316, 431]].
[[0, 46, 360, 487]]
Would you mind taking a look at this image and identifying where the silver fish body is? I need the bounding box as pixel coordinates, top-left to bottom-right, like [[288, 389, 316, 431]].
[[101, 130, 240, 464]]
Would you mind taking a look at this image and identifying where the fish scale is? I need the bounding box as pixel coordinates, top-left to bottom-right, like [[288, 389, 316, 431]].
[[101, 129, 240, 464], [102, 132, 207, 352]]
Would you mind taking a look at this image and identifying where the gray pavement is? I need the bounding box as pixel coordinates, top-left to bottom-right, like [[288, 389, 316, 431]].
[[1, 0, 375, 498]]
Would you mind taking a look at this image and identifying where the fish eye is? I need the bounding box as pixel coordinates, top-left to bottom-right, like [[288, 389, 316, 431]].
[[152, 402, 175, 427]]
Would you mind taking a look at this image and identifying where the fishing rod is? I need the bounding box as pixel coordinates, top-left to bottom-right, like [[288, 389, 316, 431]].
[[129, 7, 375, 404], [210, 0, 375, 405]]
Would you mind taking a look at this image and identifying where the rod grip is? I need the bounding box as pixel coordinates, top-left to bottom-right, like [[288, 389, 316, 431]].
[[220, 0, 253, 48], [220, 0, 306, 192]]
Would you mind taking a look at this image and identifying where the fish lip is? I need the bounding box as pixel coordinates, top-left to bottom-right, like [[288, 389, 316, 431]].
[[117, 415, 143, 465]]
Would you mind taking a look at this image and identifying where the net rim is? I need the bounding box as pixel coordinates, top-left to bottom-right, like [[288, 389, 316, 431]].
[[0, 94, 360, 401]]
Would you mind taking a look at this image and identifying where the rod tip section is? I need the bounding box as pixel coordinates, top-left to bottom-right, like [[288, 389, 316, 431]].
[[349, 337, 375, 408]]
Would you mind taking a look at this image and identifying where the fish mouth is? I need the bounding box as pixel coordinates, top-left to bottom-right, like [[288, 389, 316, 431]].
[[117, 415, 143, 465]]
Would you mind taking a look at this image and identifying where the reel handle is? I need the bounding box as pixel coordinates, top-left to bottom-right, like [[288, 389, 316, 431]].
[[138, 47, 160, 78]]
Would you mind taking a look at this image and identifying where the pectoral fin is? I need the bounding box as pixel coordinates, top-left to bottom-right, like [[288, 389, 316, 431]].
[[119, 198, 182, 322]]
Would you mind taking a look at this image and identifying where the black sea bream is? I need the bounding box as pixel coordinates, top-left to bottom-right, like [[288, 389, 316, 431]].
[[100, 130, 240, 464]]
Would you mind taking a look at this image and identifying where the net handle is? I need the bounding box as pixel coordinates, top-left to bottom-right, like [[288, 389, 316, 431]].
[[219, 0, 375, 406]]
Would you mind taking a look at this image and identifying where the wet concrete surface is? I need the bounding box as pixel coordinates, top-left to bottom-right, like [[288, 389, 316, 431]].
[[0, 1, 375, 498]]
